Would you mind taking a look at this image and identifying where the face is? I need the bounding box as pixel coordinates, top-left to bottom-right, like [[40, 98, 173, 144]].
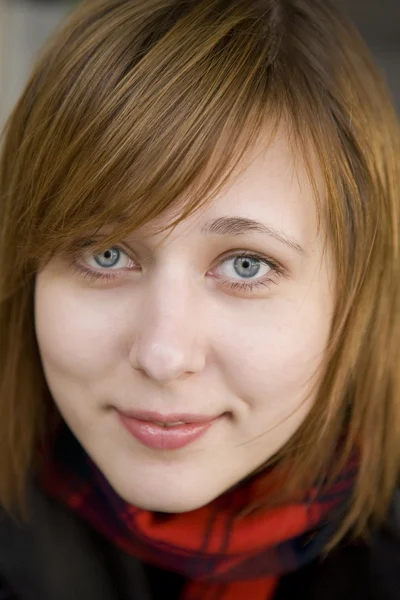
[[35, 131, 335, 512]]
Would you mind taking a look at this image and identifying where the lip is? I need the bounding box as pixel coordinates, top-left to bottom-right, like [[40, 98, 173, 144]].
[[117, 409, 219, 450]]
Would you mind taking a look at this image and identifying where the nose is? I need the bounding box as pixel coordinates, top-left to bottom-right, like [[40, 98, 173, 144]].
[[129, 277, 206, 384]]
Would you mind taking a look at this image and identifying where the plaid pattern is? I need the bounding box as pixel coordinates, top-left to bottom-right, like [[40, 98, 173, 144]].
[[40, 425, 358, 600]]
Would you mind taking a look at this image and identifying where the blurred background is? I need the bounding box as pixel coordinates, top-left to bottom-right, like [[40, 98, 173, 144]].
[[0, 0, 399, 132]]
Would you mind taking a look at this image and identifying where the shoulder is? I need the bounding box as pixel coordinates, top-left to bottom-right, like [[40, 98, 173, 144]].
[[368, 487, 400, 600], [0, 482, 399, 600], [0, 480, 149, 600], [0, 577, 15, 600], [276, 488, 400, 600]]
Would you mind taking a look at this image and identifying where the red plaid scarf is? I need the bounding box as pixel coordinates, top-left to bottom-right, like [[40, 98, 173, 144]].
[[40, 425, 358, 600]]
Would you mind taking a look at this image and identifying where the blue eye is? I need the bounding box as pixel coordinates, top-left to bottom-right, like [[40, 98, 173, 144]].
[[73, 244, 137, 283], [93, 247, 121, 268], [218, 253, 272, 281], [232, 256, 261, 278], [213, 251, 285, 293]]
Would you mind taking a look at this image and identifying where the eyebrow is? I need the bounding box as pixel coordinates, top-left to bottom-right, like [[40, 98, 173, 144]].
[[201, 216, 306, 255]]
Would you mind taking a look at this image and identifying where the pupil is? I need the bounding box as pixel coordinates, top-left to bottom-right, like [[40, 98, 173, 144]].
[[234, 256, 260, 278], [94, 247, 120, 268]]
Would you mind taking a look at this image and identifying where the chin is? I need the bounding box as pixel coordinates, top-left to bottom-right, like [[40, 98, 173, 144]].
[[110, 475, 219, 513], [136, 500, 206, 513], [121, 489, 214, 513]]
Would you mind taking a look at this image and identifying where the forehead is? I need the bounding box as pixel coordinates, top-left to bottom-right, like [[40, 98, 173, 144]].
[[135, 128, 323, 248]]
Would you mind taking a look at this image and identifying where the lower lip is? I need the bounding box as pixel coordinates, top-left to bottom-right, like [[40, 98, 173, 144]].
[[118, 414, 215, 450]]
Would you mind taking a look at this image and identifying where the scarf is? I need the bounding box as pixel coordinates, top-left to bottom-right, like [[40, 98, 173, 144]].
[[40, 424, 358, 600]]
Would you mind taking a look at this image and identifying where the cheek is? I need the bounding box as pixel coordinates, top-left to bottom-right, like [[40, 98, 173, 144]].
[[215, 292, 332, 409], [34, 277, 125, 379]]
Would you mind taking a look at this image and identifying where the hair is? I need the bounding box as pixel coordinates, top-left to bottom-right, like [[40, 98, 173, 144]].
[[0, 0, 399, 548]]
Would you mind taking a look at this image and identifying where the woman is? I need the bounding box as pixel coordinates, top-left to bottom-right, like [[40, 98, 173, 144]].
[[0, 0, 399, 598]]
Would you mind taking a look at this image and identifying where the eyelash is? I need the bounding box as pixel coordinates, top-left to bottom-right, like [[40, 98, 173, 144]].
[[70, 245, 285, 294]]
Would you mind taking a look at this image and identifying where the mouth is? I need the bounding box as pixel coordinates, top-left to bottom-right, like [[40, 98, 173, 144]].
[[117, 409, 219, 425], [152, 421, 186, 428], [116, 409, 222, 450]]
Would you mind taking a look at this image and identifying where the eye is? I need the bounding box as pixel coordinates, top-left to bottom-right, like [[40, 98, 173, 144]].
[[85, 247, 131, 270], [217, 254, 272, 281], [72, 244, 138, 282], [210, 251, 284, 294]]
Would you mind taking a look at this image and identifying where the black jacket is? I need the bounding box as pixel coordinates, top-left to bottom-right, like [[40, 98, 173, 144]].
[[0, 481, 399, 600]]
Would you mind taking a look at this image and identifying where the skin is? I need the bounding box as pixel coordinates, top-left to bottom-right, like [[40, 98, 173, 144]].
[[34, 131, 335, 513]]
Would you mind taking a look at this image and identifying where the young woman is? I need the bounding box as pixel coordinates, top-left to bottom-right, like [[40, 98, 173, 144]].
[[0, 0, 399, 598]]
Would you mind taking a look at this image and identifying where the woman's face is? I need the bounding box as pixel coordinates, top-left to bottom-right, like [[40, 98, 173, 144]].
[[35, 131, 334, 512]]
